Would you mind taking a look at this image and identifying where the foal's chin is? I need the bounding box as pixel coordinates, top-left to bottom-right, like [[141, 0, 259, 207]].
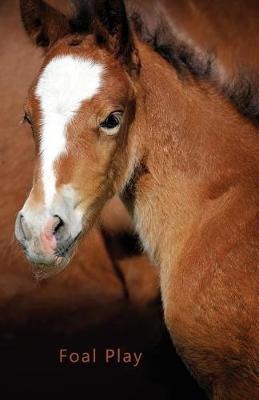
[[20, 226, 85, 280], [26, 248, 76, 281]]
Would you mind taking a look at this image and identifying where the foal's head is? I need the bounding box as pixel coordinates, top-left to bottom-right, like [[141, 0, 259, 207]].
[[15, 0, 140, 270]]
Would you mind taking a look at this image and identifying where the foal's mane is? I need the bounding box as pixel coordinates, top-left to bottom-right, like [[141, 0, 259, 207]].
[[128, 8, 259, 127]]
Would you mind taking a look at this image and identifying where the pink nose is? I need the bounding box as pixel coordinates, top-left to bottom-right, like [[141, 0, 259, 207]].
[[40, 216, 63, 253]]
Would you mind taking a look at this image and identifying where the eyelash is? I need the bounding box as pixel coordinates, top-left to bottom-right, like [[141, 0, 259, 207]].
[[23, 113, 32, 125], [22, 113, 36, 139]]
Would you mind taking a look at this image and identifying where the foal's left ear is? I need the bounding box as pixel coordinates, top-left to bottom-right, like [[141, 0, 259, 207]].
[[20, 0, 69, 49], [95, 0, 140, 77], [71, 0, 140, 77]]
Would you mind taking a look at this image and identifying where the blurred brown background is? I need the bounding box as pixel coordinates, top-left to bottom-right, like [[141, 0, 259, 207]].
[[0, 1, 206, 398]]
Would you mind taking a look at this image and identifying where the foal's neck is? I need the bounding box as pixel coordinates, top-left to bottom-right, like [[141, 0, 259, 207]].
[[123, 41, 259, 270]]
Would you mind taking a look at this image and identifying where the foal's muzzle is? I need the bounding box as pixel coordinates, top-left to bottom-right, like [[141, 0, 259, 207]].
[[15, 207, 82, 269]]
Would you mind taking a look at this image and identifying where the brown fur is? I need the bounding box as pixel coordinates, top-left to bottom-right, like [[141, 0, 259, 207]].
[[17, 0, 259, 398], [130, 43, 259, 398]]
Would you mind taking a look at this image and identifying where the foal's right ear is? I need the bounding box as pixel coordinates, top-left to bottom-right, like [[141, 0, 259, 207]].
[[20, 0, 69, 49]]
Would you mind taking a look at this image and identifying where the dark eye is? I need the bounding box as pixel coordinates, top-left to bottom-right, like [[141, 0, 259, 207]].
[[100, 111, 122, 134], [101, 114, 119, 129]]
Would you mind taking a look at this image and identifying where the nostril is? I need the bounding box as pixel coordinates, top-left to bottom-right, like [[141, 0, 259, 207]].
[[18, 214, 25, 239], [53, 216, 65, 241], [18, 214, 31, 241]]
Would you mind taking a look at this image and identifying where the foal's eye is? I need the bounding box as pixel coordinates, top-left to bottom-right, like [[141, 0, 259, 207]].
[[100, 111, 123, 135]]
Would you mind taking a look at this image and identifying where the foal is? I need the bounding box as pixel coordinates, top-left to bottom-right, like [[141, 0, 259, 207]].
[[16, 0, 259, 398]]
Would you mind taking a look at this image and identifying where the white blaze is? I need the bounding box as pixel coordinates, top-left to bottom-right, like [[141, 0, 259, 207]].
[[35, 55, 103, 206]]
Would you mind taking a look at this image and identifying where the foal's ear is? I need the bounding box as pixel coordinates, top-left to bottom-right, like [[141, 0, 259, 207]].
[[20, 0, 69, 49], [95, 0, 140, 76], [71, 0, 140, 77]]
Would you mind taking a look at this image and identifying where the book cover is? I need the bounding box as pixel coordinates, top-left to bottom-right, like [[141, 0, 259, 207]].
[[0, 1, 258, 399]]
